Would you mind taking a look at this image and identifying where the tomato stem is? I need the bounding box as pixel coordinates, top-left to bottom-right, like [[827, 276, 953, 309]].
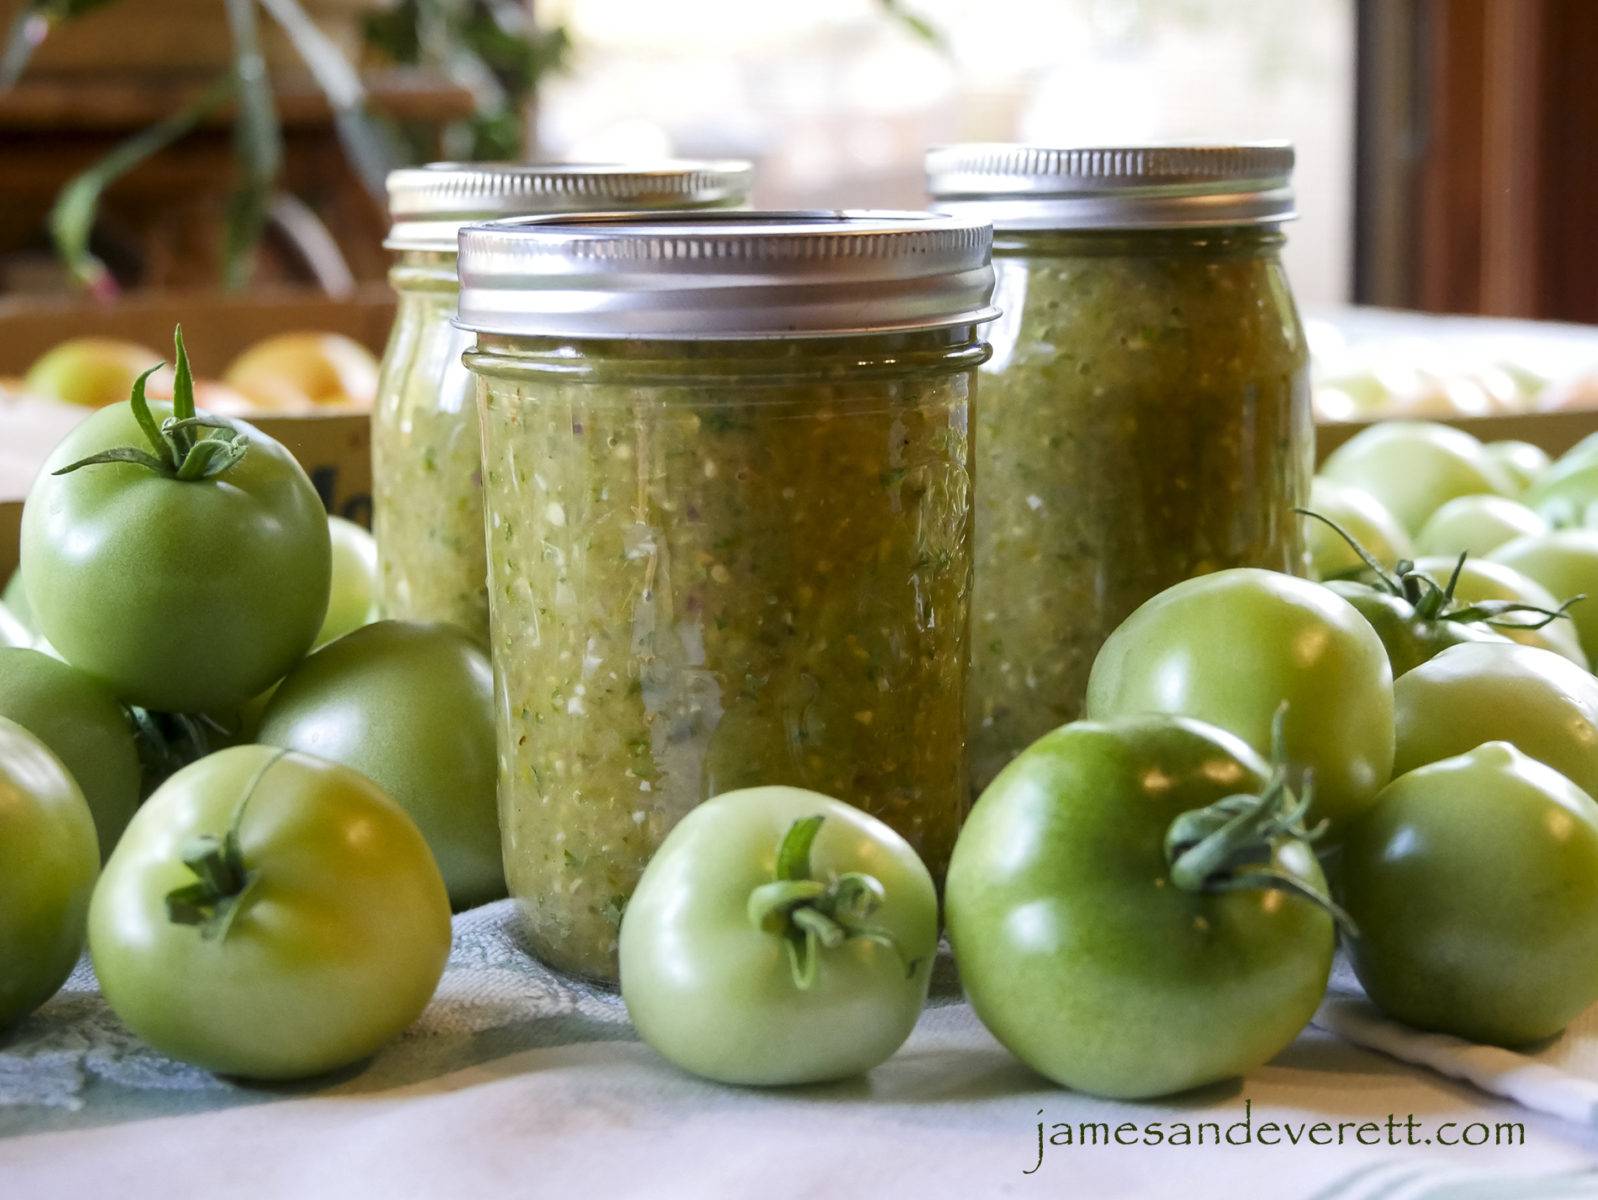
[[163, 748, 287, 941], [51, 326, 250, 483], [1163, 707, 1356, 937], [1298, 507, 1581, 633], [746, 816, 919, 989]]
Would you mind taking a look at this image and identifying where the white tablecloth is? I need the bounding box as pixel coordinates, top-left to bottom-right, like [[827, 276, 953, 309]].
[[3, 902, 1596, 1200]]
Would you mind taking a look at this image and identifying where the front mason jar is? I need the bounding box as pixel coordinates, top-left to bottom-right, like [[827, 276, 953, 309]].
[[373, 162, 752, 643], [457, 212, 996, 982], [928, 144, 1313, 792]]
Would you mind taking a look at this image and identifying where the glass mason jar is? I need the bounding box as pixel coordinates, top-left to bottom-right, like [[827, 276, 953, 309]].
[[373, 162, 752, 643], [456, 212, 996, 982], [927, 144, 1313, 791]]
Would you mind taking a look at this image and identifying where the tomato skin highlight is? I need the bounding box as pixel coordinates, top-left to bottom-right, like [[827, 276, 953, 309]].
[[946, 716, 1335, 1100], [0, 717, 100, 1029], [619, 786, 937, 1087], [1340, 742, 1598, 1046], [1085, 567, 1395, 834], [88, 745, 451, 1081], [20, 400, 331, 714]]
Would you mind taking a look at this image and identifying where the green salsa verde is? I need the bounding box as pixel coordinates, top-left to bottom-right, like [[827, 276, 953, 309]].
[[469, 333, 981, 981], [927, 144, 1311, 791], [969, 226, 1310, 788], [372, 163, 754, 644], [373, 251, 487, 640]]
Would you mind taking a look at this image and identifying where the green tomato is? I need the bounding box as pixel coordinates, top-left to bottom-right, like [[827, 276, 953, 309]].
[[0, 647, 141, 859], [89, 745, 451, 1081], [1554, 430, 1598, 471], [1304, 478, 1412, 581], [1414, 495, 1547, 559], [1485, 440, 1551, 494], [1411, 554, 1588, 668], [1084, 568, 1394, 833], [1325, 580, 1504, 679], [1490, 531, 1598, 665], [24, 337, 161, 408], [0, 716, 99, 1028], [1, 569, 30, 633], [620, 786, 936, 1086], [319, 517, 379, 647], [257, 621, 501, 910], [1321, 421, 1511, 532], [1392, 641, 1598, 797], [947, 716, 1334, 1099], [20, 338, 331, 713], [0, 601, 30, 649], [1341, 742, 1598, 1045], [1524, 434, 1598, 526]]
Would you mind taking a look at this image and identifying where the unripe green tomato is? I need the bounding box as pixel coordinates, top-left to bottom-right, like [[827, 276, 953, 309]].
[[620, 786, 936, 1086], [1484, 440, 1550, 494], [1525, 432, 1598, 525], [947, 716, 1333, 1099], [1085, 568, 1394, 835], [0, 647, 141, 859], [0, 602, 30, 649], [89, 745, 450, 1080], [1341, 742, 1598, 1046], [258, 621, 502, 910], [21, 400, 331, 713], [1393, 641, 1598, 797], [1414, 495, 1547, 559], [0, 716, 99, 1028], [1321, 421, 1512, 532], [1490, 530, 1598, 665], [2, 570, 32, 633], [318, 517, 379, 647], [1304, 478, 1412, 581]]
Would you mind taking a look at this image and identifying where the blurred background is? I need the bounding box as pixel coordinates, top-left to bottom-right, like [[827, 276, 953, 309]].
[[0, 0, 1587, 320]]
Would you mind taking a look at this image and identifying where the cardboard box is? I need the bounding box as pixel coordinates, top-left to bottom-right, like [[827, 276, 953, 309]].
[[0, 286, 393, 579]]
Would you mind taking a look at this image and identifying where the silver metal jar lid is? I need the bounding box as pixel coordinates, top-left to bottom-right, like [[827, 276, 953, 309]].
[[455, 210, 998, 340], [925, 142, 1296, 231], [385, 161, 754, 253]]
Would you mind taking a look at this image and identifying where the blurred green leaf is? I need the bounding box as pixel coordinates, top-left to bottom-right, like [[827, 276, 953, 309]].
[[877, 0, 949, 54], [258, 0, 399, 198], [361, 0, 572, 161], [48, 74, 235, 289], [223, 0, 281, 290]]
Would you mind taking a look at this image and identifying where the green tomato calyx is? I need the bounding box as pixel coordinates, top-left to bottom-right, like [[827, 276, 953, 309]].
[[165, 829, 259, 941], [1298, 508, 1582, 634], [52, 326, 249, 483], [163, 748, 285, 940], [1162, 708, 1354, 936], [747, 815, 916, 990]]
